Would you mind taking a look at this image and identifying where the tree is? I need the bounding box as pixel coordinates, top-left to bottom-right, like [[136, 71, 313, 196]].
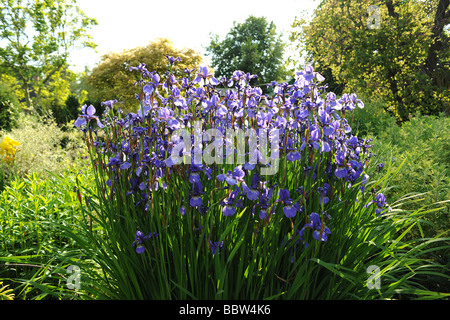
[[206, 16, 288, 86], [0, 0, 97, 110], [290, 0, 450, 121], [86, 38, 203, 111]]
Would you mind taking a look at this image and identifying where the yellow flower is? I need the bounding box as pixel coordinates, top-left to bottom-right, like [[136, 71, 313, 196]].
[[0, 136, 20, 162]]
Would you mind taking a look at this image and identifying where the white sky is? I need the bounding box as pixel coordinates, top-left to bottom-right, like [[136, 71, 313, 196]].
[[68, 0, 320, 73]]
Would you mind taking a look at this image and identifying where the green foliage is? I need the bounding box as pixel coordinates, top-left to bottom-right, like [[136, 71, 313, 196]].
[[0, 169, 95, 300], [50, 93, 81, 126], [291, 0, 450, 121], [65, 156, 450, 300], [207, 15, 288, 85], [349, 98, 450, 246], [0, 281, 14, 300], [64, 94, 81, 122], [0, 81, 19, 131], [0, 0, 97, 110], [86, 38, 202, 112]]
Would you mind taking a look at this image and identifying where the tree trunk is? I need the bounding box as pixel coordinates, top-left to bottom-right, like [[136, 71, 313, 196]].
[[422, 0, 449, 82], [23, 82, 33, 110]]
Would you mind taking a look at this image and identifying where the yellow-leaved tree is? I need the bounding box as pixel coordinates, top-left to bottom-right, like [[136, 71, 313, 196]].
[[86, 38, 203, 112]]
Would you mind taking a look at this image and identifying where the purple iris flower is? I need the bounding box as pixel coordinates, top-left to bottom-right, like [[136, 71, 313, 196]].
[[158, 107, 174, 121], [101, 99, 118, 110], [193, 66, 219, 85], [242, 173, 260, 201], [334, 151, 348, 178], [349, 93, 364, 109], [318, 183, 330, 205], [347, 136, 359, 149], [188, 163, 210, 184], [284, 137, 301, 162], [318, 107, 331, 125], [302, 65, 315, 82], [142, 73, 161, 96], [106, 155, 131, 170], [189, 180, 204, 208], [220, 186, 243, 217], [365, 193, 391, 215], [217, 165, 245, 185], [166, 55, 181, 65], [190, 196, 202, 208], [129, 63, 149, 76], [327, 92, 343, 111], [252, 183, 274, 220], [374, 193, 388, 212], [304, 212, 331, 242], [131, 230, 158, 254], [74, 104, 104, 128], [296, 65, 324, 84], [277, 188, 298, 218], [209, 240, 224, 255]]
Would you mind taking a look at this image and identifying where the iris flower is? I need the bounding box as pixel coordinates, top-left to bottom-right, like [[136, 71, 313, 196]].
[[166, 55, 181, 65], [101, 99, 118, 110], [254, 184, 274, 219], [277, 188, 298, 218], [365, 193, 391, 215], [334, 150, 348, 178], [142, 73, 162, 96], [217, 165, 245, 185], [242, 173, 260, 200], [220, 186, 243, 216], [304, 212, 331, 242], [193, 66, 219, 85], [209, 240, 224, 255], [131, 230, 158, 254], [74, 104, 104, 128], [190, 180, 204, 208], [318, 183, 330, 205], [284, 137, 301, 162]]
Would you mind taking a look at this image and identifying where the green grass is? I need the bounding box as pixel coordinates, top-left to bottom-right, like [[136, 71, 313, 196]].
[[0, 169, 95, 299]]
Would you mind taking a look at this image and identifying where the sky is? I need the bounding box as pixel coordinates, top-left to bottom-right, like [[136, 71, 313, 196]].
[[68, 0, 320, 73]]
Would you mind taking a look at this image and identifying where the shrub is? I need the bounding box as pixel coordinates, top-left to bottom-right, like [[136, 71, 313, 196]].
[[69, 60, 449, 299], [65, 93, 81, 122], [0, 82, 20, 132], [49, 93, 82, 127], [0, 113, 88, 180], [367, 113, 450, 237]]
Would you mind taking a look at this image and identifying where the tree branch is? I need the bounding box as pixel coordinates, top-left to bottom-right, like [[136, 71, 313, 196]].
[[422, 0, 450, 78], [384, 0, 399, 19]]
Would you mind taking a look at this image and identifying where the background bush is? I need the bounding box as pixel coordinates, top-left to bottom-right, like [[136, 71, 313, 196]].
[[349, 98, 450, 281], [0, 114, 88, 179], [50, 93, 82, 127], [0, 82, 20, 132]]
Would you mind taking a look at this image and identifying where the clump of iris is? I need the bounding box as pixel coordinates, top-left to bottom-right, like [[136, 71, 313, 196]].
[[74, 55, 388, 254]]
